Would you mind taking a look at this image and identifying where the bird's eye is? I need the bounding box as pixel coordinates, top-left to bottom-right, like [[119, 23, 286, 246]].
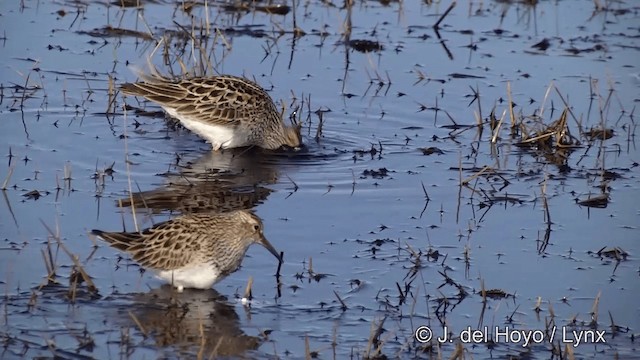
[[253, 224, 260, 232]]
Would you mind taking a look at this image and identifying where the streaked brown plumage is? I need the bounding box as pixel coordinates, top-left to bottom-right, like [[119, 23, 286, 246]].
[[120, 74, 302, 151], [91, 210, 282, 291]]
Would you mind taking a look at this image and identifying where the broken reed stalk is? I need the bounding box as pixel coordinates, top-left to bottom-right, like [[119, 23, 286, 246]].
[[490, 109, 507, 144], [19, 68, 33, 110], [541, 173, 551, 224], [538, 81, 555, 119], [275, 251, 284, 298], [291, 0, 304, 37], [136, 9, 155, 42], [122, 103, 140, 233], [63, 161, 72, 191], [548, 301, 555, 320], [128, 311, 148, 337], [564, 342, 576, 360], [243, 276, 253, 301], [106, 74, 117, 116], [40, 219, 98, 295], [1, 165, 14, 190], [314, 111, 324, 143], [208, 337, 224, 359], [40, 237, 57, 283], [331, 324, 338, 359], [197, 319, 207, 360], [456, 150, 463, 223], [474, 84, 482, 121], [204, 0, 210, 36], [304, 334, 311, 360], [477, 278, 487, 328], [434, 1, 456, 29], [590, 290, 601, 326], [608, 311, 617, 335], [534, 296, 543, 313], [507, 81, 516, 128], [364, 317, 386, 358], [450, 341, 465, 359], [333, 290, 347, 311], [461, 165, 492, 186], [553, 86, 581, 129]]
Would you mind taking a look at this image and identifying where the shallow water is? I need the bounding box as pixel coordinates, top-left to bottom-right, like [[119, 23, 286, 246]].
[[1, 0, 638, 358]]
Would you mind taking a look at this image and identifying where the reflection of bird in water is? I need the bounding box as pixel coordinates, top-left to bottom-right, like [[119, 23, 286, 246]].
[[120, 73, 303, 151], [128, 286, 263, 357], [118, 148, 278, 214], [91, 210, 282, 292]]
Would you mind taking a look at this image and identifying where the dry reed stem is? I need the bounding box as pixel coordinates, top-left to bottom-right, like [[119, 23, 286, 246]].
[[40, 219, 98, 294], [275, 251, 284, 298], [121, 103, 139, 233], [40, 238, 57, 283], [590, 290, 601, 325], [128, 311, 148, 337], [456, 151, 463, 223], [1, 165, 14, 190], [63, 162, 72, 191], [538, 81, 555, 119], [208, 337, 223, 359], [204, 0, 210, 36], [434, 1, 456, 29], [197, 320, 207, 360], [136, 11, 154, 40], [490, 109, 507, 144], [534, 296, 542, 313], [450, 340, 465, 359], [364, 317, 386, 358], [541, 173, 551, 224], [565, 342, 576, 360], [553, 87, 581, 129], [333, 290, 347, 311], [331, 323, 338, 359], [507, 81, 515, 128], [460, 165, 492, 186], [106, 74, 116, 115], [608, 311, 617, 334], [304, 334, 311, 360], [477, 278, 487, 328], [243, 276, 254, 300]]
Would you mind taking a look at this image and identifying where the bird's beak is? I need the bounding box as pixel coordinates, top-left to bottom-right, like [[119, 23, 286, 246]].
[[259, 233, 283, 263]]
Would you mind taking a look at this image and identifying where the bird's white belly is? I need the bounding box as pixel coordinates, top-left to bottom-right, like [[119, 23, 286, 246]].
[[162, 107, 251, 150], [157, 263, 221, 292]]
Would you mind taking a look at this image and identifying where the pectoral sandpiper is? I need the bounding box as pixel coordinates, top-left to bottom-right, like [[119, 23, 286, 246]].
[[120, 74, 302, 151], [91, 211, 282, 292]]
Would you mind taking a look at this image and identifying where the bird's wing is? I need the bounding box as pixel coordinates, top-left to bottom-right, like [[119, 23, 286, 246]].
[[92, 218, 205, 270], [120, 76, 278, 127]]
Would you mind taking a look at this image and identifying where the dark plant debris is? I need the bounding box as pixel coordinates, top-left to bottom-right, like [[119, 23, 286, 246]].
[[577, 193, 609, 208], [419, 147, 444, 155], [348, 39, 384, 53], [361, 168, 392, 179]]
